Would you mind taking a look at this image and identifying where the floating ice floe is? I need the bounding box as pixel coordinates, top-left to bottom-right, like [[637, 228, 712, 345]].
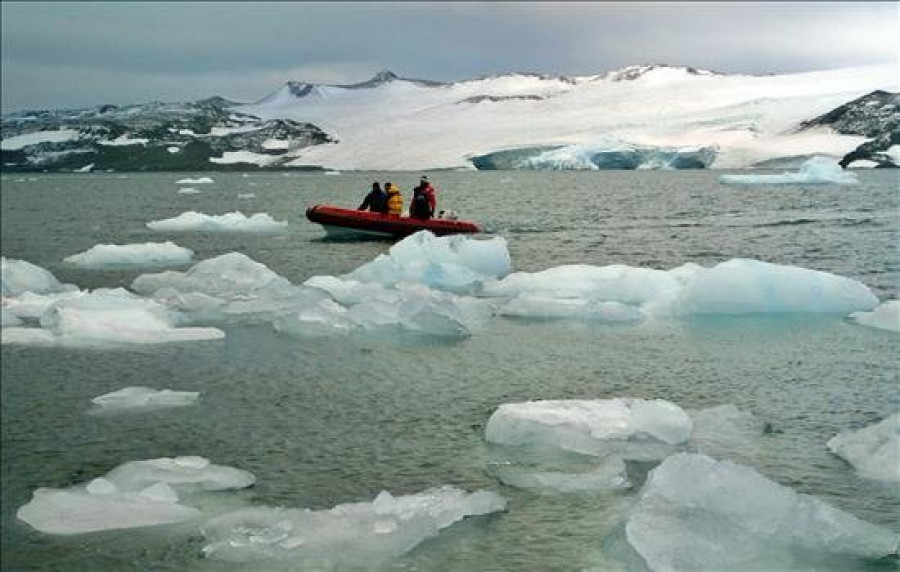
[[485, 400, 766, 494], [719, 156, 859, 185], [486, 398, 693, 460], [827, 413, 900, 482], [625, 453, 899, 571], [64, 242, 194, 269], [848, 300, 900, 333], [177, 187, 202, 194], [146, 211, 288, 233], [484, 258, 877, 319], [200, 486, 505, 566], [237, 193, 256, 199], [90, 386, 199, 412], [1, 256, 76, 297], [347, 231, 511, 293], [175, 177, 214, 184], [17, 456, 254, 535], [2, 288, 223, 346]]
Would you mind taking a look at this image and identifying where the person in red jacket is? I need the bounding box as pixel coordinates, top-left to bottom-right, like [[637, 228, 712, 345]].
[[409, 175, 437, 219]]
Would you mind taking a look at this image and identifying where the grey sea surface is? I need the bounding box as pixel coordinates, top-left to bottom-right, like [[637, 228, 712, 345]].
[[1, 169, 898, 571]]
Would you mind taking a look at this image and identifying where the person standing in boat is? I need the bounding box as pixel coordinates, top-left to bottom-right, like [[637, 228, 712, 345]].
[[409, 175, 437, 220], [385, 182, 403, 216], [358, 182, 389, 214]]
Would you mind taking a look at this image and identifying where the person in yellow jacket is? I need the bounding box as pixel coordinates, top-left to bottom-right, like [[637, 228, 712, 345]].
[[385, 182, 403, 216]]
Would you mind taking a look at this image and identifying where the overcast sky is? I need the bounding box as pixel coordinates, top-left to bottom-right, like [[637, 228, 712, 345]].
[[2, 1, 897, 112]]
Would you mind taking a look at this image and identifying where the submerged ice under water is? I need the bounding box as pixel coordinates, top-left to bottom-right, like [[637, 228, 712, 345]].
[[1, 170, 898, 571]]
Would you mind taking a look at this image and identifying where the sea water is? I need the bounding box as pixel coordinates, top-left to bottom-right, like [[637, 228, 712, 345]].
[[1, 169, 898, 570]]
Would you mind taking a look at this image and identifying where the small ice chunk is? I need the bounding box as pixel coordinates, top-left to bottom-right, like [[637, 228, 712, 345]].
[[90, 386, 199, 412], [17, 485, 200, 535], [200, 486, 505, 565], [490, 456, 630, 493], [33, 289, 225, 346], [175, 177, 214, 184], [177, 187, 202, 194], [85, 477, 118, 496], [719, 157, 859, 185], [485, 399, 692, 459], [238, 193, 256, 199], [104, 456, 255, 493], [675, 258, 877, 315], [64, 242, 194, 269], [848, 300, 900, 333], [146, 211, 287, 233], [827, 413, 900, 482], [1, 257, 74, 296], [626, 453, 899, 571]]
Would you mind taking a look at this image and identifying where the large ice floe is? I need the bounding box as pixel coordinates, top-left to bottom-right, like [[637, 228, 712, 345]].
[[64, 242, 194, 269], [848, 300, 900, 333], [483, 257, 878, 319], [90, 386, 199, 412], [625, 453, 899, 571], [719, 156, 859, 185], [146, 211, 288, 233], [200, 486, 506, 566], [2, 287, 223, 346], [827, 413, 900, 482], [17, 456, 254, 535]]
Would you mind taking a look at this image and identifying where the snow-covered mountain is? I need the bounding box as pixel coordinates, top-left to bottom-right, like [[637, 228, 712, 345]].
[[2, 64, 897, 172]]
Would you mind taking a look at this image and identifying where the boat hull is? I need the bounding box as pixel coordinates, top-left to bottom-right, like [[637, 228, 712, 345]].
[[306, 205, 481, 238]]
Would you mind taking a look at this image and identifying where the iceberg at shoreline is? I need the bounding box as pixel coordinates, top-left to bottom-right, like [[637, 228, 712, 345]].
[[848, 300, 900, 333], [64, 242, 194, 269], [719, 156, 858, 185], [17, 456, 254, 535], [828, 413, 900, 482], [201, 485, 505, 565], [626, 453, 899, 571], [146, 211, 287, 233]]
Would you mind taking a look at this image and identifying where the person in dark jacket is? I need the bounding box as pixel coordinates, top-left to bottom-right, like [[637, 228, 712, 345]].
[[409, 175, 437, 219], [358, 182, 389, 214]]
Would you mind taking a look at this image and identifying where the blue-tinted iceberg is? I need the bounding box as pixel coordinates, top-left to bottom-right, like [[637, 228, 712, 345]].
[[827, 413, 900, 482], [200, 486, 506, 566], [719, 156, 858, 185], [513, 139, 717, 170], [17, 456, 254, 535], [146, 211, 287, 233], [848, 301, 900, 333], [626, 453, 899, 571], [90, 386, 199, 412], [64, 242, 194, 269], [346, 231, 511, 293]]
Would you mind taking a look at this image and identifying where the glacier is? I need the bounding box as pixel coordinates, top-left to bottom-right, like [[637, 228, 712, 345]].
[[17, 456, 255, 535], [146, 211, 288, 233], [719, 156, 860, 185], [513, 139, 717, 170], [827, 413, 900, 482], [64, 242, 194, 269], [200, 486, 506, 566], [625, 453, 899, 571]]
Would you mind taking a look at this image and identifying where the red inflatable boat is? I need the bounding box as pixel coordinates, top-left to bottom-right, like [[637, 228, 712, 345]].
[[306, 205, 481, 238]]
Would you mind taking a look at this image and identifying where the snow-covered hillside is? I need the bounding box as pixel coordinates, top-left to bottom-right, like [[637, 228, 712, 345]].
[[239, 64, 898, 170], [2, 64, 897, 171]]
